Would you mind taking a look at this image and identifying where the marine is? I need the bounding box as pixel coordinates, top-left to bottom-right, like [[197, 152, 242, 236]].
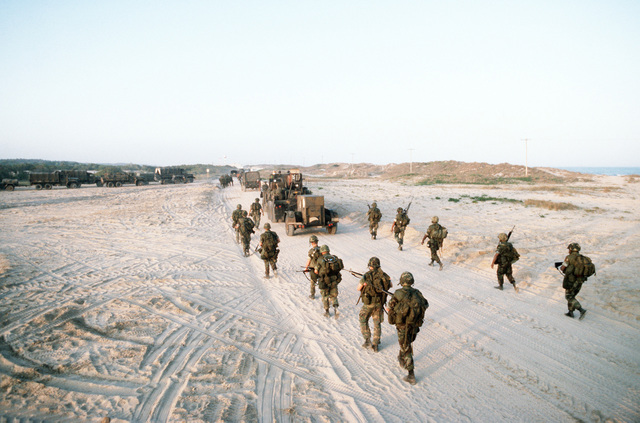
[[237, 210, 255, 257], [421, 216, 445, 270], [387, 271, 429, 385], [303, 235, 321, 299], [357, 257, 392, 352], [367, 202, 382, 240], [231, 204, 243, 244], [250, 198, 263, 229], [490, 232, 519, 292], [259, 223, 280, 278], [559, 243, 590, 320], [391, 207, 410, 251], [314, 245, 343, 318]]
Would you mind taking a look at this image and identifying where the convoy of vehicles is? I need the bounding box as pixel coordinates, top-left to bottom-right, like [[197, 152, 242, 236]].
[[284, 194, 338, 236], [154, 167, 195, 184], [240, 170, 261, 191], [29, 170, 95, 189]]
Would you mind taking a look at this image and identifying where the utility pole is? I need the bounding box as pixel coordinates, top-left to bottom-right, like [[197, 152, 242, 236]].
[[523, 139, 529, 177], [409, 148, 415, 173]]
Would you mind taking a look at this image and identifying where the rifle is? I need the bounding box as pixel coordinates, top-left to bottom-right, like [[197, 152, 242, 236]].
[[404, 197, 413, 214], [347, 269, 364, 278], [554, 262, 565, 275], [506, 225, 516, 241]]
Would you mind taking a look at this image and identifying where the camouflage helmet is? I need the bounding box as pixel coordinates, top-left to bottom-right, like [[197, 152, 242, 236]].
[[309, 235, 319, 243], [371, 202, 377, 207], [237, 204, 242, 209], [368, 256, 381, 269], [264, 223, 271, 230], [568, 242, 581, 252], [255, 198, 260, 202], [399, 271, 414, 286], [397, 207, 403, 213], [432, 216, 439, 223], [319, 244, 330, 253], [498, 233, 508, 242], [242, 210, 248, 216]]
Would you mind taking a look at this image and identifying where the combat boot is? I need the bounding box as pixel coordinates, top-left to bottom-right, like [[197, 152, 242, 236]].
[[372, 344, 379, 352], [309, 294, 315, 300], [494, 285, 503, 290], [334, 307, 339, 319], [512, 282, 519, 293], [578, 308, 587, 320], [324, 309, 330, 317], [362, 339, 372, 349], [428, 260, 434, 267], [373, 234, 376, 240], [403, 370, 416, 385], [398, 245, 403, 251], [439, 262, 443, 271], [565, 311, 574, 318]]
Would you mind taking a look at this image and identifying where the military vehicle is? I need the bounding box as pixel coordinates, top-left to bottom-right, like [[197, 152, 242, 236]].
[[0, 179, 28, 191], [285, 195, 338, 236], [97, 171, 156, 187], [154, 167, 195, 184], [241, 171, 261, 191], [262, 169, 311, 222], [29, 170, 95, 189]]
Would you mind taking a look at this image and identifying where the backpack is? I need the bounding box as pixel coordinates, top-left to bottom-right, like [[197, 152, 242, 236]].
[[574, 254, 596, 278], [323, 254, 344, 276], [262, 231, 277, 250], [363, 269, 391, 298], [432, 224, 448, 241], [242, 219, 255, 234], [369, 208, 381, 221], [394, 287, 429, 327], [500, 242, 520, 264]]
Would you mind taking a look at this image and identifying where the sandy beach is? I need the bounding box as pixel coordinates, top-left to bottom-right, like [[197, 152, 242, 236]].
[[0, 174, 638, 422]]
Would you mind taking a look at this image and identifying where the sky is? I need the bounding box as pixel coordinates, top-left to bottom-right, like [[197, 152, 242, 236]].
[[1, 1, 639, 168]]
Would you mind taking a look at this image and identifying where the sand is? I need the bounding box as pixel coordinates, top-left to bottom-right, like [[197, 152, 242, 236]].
[[0, 175, 638, 422]]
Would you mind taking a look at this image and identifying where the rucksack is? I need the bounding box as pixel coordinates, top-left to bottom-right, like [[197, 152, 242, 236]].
[[242, 219, 254, 234], [364, 269, 391, 298], [262, 231, 277, 250], [500, 242, 520, 264], [323, 254, 344, 276], [432, 225, 448, 240], [369, 208, 381, 221], [574, 254, 596, 278], [394, 287, 429, 327]]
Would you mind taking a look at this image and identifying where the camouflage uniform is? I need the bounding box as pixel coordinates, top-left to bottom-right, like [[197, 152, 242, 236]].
[[250, 199, 262, 228], [492, 233, 517, 290], [387, 272, 427, 384], [560, 244, 588, 319], [237, 212, 255, 256], [367, 202, 382, 240], [231, 205, 243, 244], [392, 208, 410, 250], [315, 246, 343, 316], [305, 237, 321, 299], [422, 218, 443, 268], [358, 258, 391, 351], [259, 224, 280, 277]]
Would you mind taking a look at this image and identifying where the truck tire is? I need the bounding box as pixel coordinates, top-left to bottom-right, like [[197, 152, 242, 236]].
[[286, 225, 295, 236], [115, 182, 122, 187], [327, 225, 337, 235], [35, 184, 43, 190], [45, 184, 53, 190], [107, 182, 115, 188], [5, 185, 15, 191]]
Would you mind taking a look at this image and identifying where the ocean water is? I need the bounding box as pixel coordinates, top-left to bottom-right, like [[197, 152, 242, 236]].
[[558, 167, 640, 176]]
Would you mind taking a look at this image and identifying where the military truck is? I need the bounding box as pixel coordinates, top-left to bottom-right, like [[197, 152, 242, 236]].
[[285, 195, 338, 236], [29, 170, 95, 189], [241, 171, 261, 191], [154, 167, 195, 184], [0, 179, 28, 191], [263, 169, 311, 222]]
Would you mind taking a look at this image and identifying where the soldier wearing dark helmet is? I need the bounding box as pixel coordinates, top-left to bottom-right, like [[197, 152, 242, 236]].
[[560, 243, 589, 319], [421, 216, 444, 270], [250, 198, 263, 229], [391, 207, 410, 251], [303, 235, 321, 299], [491, 232, 519, 292], [357, 257, 392, 352], [314, 245, 344, 318], [387, 272, 428, 385], [259, 222, 280, 278], [367, 201, 382, 240], [231, 204, 243, 244], [236, 210, 255, 257]]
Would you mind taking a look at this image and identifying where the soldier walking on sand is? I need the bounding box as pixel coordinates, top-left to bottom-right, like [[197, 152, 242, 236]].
[[491, 232, 519, 292], [303, 235, 321, 299], [315, 245, 344, 318], [250, 198, 263, 229], [231, 204, 243, 244], [357, 257, 392, 352], [421, 216, 445, 270], [391, 207, 410, 251], [236, 210, 255, 257], [387, 272, 428, 385], [367, 202, 382, 240], [559, 243, 591, 320], [259, 223, 280, 278]]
